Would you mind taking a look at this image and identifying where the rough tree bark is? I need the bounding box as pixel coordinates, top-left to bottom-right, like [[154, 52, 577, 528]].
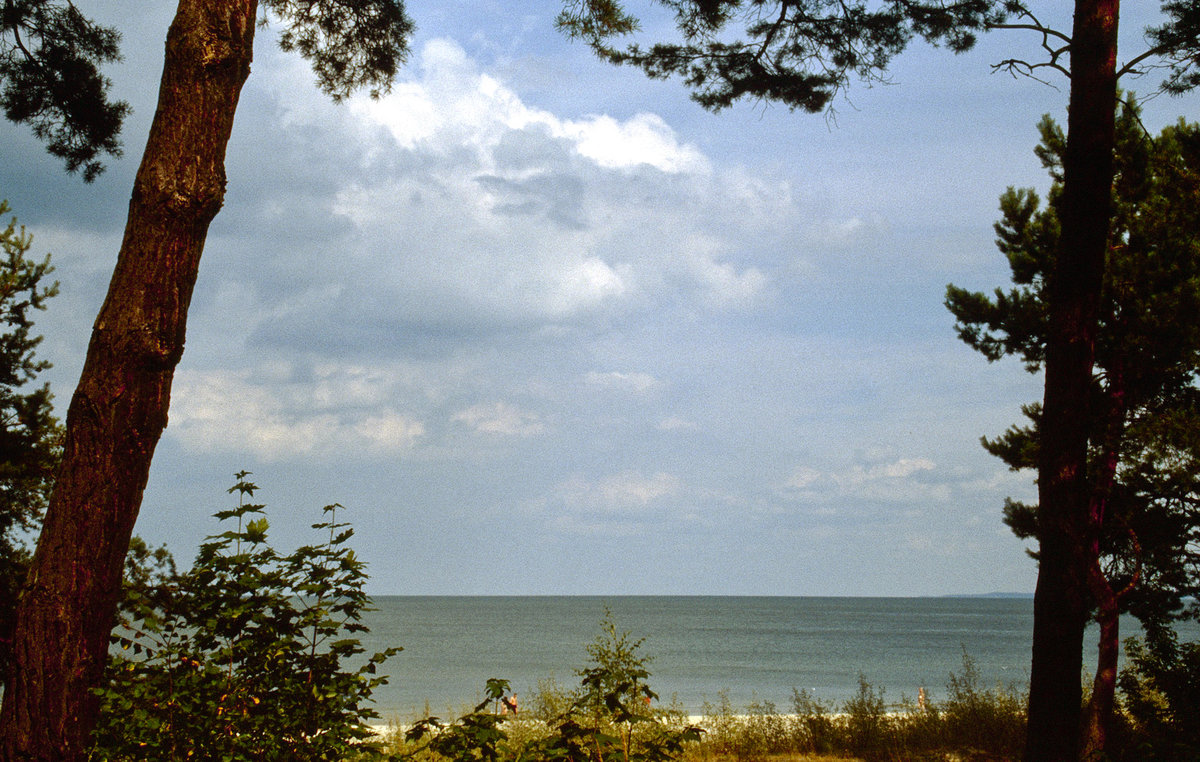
[[1081, 362, 1127, 761], [0, 0, 258, 758], [1083, 566, 1123, 759], [1025, 2, 1120, 760]]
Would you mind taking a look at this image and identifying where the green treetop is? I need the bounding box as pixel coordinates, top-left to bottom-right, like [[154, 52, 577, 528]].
[[558, 0, 1006, 112]]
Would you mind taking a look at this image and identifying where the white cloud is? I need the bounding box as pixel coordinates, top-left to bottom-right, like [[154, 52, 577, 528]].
[[353, 412, 428, 450], [227, 37, 793, 344], [559, 112, 709, 173], [806, 215, 890, 250], [534, 471, 703, 537], [453, 402, 544, 436], [167, 368, 425, 460], [547, 257, 629, 315], [873, 458, 936, 479], [351, 39, 707, 174], [584, 370, 660, 393], [785, 457, 946, 504], [786, 466, 823, 490], [691, 256, 769, 307], [556, 471, 682, 513]]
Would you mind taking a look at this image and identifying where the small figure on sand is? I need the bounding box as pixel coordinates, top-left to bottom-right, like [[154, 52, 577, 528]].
[[918, 686, 927, 711], [501, 694, 518, 715]]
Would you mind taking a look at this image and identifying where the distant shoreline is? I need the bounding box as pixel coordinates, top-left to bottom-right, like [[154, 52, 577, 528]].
[[942, 592, 1035, 599]]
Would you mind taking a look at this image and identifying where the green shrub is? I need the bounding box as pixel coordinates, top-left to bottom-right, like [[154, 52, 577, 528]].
[[843, 674, 893, 759], [90, 472, 399, 761], [1116, 626, 1200, 761], [695, 691, 739, 758], [938, 649, 1026, 757], [790, 688, 840, 754], [527, 676, 574, 722]]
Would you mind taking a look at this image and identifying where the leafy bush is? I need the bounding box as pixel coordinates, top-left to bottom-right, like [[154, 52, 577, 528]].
[[90, 472, 399, 761], [1116, 626, 1200, 761]]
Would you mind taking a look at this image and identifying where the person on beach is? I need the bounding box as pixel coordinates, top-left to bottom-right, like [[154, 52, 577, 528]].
[[502, 694, 518, 715]]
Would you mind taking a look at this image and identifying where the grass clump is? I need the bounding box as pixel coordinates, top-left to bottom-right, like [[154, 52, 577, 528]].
[[689, 651, 1027, 762], [384, 647, 1029, 762]]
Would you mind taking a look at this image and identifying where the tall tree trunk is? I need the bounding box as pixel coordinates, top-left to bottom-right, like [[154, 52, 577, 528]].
[[1082, 367, 1127, 761], [1082, 572, 1121, 761], [0, 1, 257, 759], [1025, 2, 1120, 761]]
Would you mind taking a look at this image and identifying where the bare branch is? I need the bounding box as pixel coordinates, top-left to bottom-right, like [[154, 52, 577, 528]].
[[991, 57, 1067, 88], [985, 5, 1072, 88], [989, 21, 1072, 46], [1117, 43, 1184, 81]]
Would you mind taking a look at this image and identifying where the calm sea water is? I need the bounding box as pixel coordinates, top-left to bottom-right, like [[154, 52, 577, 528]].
[[357, 596, 1064, 720]]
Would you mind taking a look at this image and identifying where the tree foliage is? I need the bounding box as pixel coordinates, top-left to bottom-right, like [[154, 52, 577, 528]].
[[1118, 624, 1200, 760], [263, 0, 414, 99], [558, 0, 1008, 112], [945, 100, 1200, 623], [557, 1, 1200, 113], [1148, 1, 1200, 95], [0, 198, 61, 684], [0, 0, 414, 180], [0, 0, 128, 181], [90, 473, 399, 762], [947, 101, 1200, 757]]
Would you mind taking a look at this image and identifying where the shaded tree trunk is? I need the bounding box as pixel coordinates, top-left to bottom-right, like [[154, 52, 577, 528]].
[[1025, 1, 1120, 761], [1082, 363, 1129, 761], [0, 0, 258, 758], [1083, 573, 1122, 761]]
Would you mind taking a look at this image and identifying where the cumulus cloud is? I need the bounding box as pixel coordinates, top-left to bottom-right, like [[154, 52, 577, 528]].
[[785, 456, 947, 504], [167, 368, 425, 460], [218, 37, 784, 360], [350, 40, 708, 174], [452, 402, 545, 436], [558, 113, 709, 173], [552, 471, 682, 513]]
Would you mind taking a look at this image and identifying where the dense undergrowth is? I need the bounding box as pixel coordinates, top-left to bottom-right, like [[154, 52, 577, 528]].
[[83, 475, 1198, 762], [375, 647, 1027, 762], [89, 475, 399, 762]]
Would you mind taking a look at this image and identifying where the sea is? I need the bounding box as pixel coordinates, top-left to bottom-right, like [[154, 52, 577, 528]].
[[354, 595, 1113, 721]]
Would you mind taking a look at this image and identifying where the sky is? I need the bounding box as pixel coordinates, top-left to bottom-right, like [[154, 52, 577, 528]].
[[2, 1, 1198, 596]]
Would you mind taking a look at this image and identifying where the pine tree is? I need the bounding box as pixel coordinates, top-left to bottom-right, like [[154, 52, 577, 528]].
[[0, 200, 62, 688], [946, 101, 1200, 757]]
